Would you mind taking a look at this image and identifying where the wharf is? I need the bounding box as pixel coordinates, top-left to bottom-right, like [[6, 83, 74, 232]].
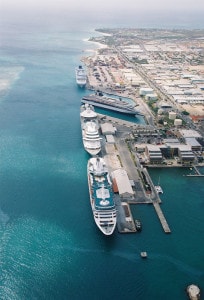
[[98, 113, 171, 234], [116, 200, 136, 233], [185, 166, 204, 177], [98, 113, 155, 132], [113, 134, 170, 234], [153, 202, 171, 233]]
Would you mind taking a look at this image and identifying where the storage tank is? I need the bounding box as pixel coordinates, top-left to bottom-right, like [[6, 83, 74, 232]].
[[169, 111, 177, 120]]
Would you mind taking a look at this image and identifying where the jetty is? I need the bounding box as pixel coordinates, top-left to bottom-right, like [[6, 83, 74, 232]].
[[153, 202, 171, 233], [186, 166, 204, 177]]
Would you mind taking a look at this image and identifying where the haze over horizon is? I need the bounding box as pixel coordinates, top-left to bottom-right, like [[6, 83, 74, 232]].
[[1, 0, 204, 26]]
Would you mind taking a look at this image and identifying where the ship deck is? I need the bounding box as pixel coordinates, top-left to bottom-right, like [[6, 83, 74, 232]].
[[90, 174, 115, 210]]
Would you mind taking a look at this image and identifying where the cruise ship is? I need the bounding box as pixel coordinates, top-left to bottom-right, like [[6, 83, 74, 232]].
[[75, 65, 87, 88], [81, 91, 141, 115], [87, 156, 117, 235], [80, 104, 101, 155]]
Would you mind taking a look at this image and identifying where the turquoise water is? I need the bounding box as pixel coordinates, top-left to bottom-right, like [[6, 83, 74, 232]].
[[0, 21, 203, 300]]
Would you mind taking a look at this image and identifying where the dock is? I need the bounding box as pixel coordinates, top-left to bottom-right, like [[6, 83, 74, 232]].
[[116, 201, 136, 233], [153, 202, 171, 233], [186, 166, 204, 177], [98, 113, 171, 234]]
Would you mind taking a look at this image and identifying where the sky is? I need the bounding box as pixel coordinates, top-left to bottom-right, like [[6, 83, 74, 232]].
[[1, 0, 204, 28], [1, 0, 204, 13]]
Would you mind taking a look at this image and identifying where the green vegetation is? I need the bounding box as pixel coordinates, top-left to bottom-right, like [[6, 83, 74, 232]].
[[117, 155, 123, 167], [182, 110, 190, 115], [147, 100, 158, 114]]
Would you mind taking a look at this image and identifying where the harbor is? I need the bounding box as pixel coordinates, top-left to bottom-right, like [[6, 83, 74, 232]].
[[80, 31, 204, 237], [96, 112, 171, 234]]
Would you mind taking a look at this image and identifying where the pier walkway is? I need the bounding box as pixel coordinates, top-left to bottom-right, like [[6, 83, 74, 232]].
[[186, 166, 204, 177], [153, 202, 171, 233]]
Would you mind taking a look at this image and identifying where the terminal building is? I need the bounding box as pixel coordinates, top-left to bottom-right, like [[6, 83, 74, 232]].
[[144, 139, 195, 165], [145, 145, 163, 164], [177, 145, 195, 165]]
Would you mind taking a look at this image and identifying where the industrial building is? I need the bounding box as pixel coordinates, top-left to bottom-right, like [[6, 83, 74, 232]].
[[139, 87, 154, 96], [145, 145, 163, 164], [177, 145, 195, 164], [185, 137, 202, 152]]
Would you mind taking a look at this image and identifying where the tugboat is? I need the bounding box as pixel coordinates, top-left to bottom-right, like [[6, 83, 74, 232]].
[[135, 219, 142, 231], [140, 252, 147, 258]]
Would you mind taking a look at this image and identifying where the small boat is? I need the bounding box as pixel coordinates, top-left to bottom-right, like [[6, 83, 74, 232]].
[[135, 219, 142, 231], [155, 176, 163, 194], [140, 252, 147, 258], [155, 185, 163, 194]]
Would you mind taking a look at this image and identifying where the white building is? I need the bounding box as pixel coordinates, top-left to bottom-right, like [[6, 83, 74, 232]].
[[169, 111, 177, 120], [100, 122, 116, 135], [178, 129, 202, 139], [174, 119, 182, 126], [145, 93, 158, 101], [139, 87, 154, 96], [111, 169, 134, 199], [106, 135, 115, 144]]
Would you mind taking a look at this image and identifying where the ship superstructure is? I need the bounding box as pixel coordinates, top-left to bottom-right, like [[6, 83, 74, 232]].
[[80, 104, 101, 155], [82, 91, 141, 115], [87, 156, 117, 235], [75, 65, 87, 88]]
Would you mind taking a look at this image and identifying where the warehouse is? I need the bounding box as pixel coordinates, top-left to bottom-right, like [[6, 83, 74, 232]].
[[111, 169, 134, 199]]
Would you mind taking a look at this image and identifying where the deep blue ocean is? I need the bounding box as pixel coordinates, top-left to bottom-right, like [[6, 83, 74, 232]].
[[0, 15, 204, 300]]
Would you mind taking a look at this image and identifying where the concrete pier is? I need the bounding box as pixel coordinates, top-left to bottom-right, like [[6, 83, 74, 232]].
[[153, 202, 171, 233], [186, 166, 204, 177], [116, 201, 136, 233]]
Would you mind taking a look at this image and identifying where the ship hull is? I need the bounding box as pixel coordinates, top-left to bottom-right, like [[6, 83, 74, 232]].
[[81, 94, 141, 115], [75, 66, 87, 88], [80, 105, 101, 155], [87, 157, 117, 235]]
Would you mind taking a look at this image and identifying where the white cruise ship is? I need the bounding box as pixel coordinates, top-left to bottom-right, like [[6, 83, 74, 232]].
[[81, 91, 142, 115], [87, 157, 117, 235], [75, 65, 87, 88], [80, 104, 101, 156]]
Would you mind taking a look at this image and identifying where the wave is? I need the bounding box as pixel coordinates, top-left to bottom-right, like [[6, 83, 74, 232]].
[[0, 66, 24, 98]]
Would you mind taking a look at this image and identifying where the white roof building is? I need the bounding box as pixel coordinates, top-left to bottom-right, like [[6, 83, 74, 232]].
[[112, 169, 134, 199], [106, 135, 115, 144], [100, 122, 116, 135], [185, 137, 202, 151], [178, 129, 202, 139]]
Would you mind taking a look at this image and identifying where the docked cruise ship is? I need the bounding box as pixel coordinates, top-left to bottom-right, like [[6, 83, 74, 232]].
[[87, 156, 117, 235], [81, 91, 141, 115], [80, 104, 101, 155], [75, 65, 87, 88]]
